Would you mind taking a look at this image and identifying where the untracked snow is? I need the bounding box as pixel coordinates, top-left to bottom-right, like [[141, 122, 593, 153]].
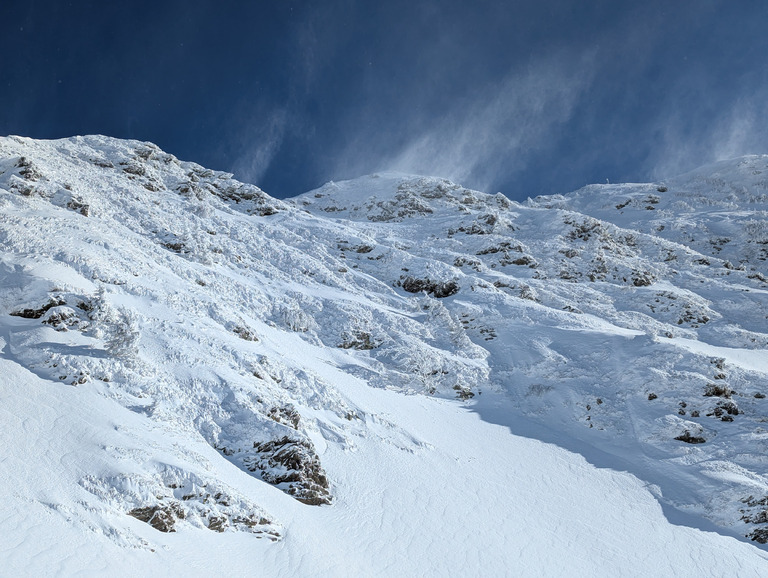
[[1, 135, 768, 575]]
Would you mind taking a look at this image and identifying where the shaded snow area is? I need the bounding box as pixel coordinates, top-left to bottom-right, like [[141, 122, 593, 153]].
[[1, 136, 768, 576]]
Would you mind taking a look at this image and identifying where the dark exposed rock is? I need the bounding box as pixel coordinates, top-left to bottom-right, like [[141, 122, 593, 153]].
[[128, 503, 184, 533], [453, 384, 475, 400], [247, 436, 331, 505], [400, 276, 459, 298], [477, 241, 523, 255], [232, 514, 272, 528], [704, 383, 732, 398], [207, 516, 228, 532], [66, 197, 90, 216], [458, 213, 498, 235], [162, 241, 187, 254], [233, 325, 258, 341], [267, 405, 301, 429], [707, 400, 739, 419], [509, 256, 535, 267], [631, 271, 655, 287], [740, 496, 768, 543], [16, 156, 42, 181], [566, 218, 605, 242], [10, 297, 66, 319], [339, 330, 379, 350], [675, 430, 706, 444], [121, 163, 146, 176], [41, 306, 80, 331], [91, 158, 114, 168], [748, 528, 768, 544], [711, 357, 726, 370]]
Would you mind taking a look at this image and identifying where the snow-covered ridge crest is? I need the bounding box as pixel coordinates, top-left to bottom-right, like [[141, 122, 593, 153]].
[[0, 134, 287, 219], [293, 171, 517, 222], [529, 154, 768, 269], [2, 135, 768, 574]]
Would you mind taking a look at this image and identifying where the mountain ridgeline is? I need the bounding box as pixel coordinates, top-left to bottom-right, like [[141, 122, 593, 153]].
[[1, 135, 768, 569]]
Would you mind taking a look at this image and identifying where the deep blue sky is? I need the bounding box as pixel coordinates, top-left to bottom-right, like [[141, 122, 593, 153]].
[[1, 1, 767, 200]]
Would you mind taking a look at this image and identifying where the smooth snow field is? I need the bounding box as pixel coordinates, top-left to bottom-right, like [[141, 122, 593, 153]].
[[4, 359, 768, 577], [2, 136, 768, 576]]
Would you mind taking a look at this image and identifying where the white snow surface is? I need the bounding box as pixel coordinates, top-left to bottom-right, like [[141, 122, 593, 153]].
[[2, 135, 768, 575]]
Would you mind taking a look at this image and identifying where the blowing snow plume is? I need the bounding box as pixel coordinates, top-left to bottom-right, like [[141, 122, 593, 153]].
[[331, 50, 596, 195]]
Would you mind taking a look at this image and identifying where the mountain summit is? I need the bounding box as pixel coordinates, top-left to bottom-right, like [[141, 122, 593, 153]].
[[2, 135, 768, 575]]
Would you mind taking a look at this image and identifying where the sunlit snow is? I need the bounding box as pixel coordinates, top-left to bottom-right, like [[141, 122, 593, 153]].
[[1, 136, 768, 576]]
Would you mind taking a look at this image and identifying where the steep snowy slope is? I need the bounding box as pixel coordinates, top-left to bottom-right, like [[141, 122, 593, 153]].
[[296, 167, 768, 538], [1, 135, 768, 575]]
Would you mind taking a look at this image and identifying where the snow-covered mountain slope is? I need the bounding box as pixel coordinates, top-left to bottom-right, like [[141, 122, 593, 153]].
[[1, 135, 768, 575]]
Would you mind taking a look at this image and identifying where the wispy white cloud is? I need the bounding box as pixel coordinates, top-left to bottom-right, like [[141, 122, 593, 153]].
[[229, 1, 768, 197], [650, 90, 768, 180], [228, 6, 333, 190], [712, 97, 766, 161], [332, 49, 597, 192], [231, 109, 288, 186]]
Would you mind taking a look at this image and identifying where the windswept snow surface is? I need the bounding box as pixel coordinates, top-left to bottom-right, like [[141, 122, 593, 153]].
[[2, 136, 768, 575]]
